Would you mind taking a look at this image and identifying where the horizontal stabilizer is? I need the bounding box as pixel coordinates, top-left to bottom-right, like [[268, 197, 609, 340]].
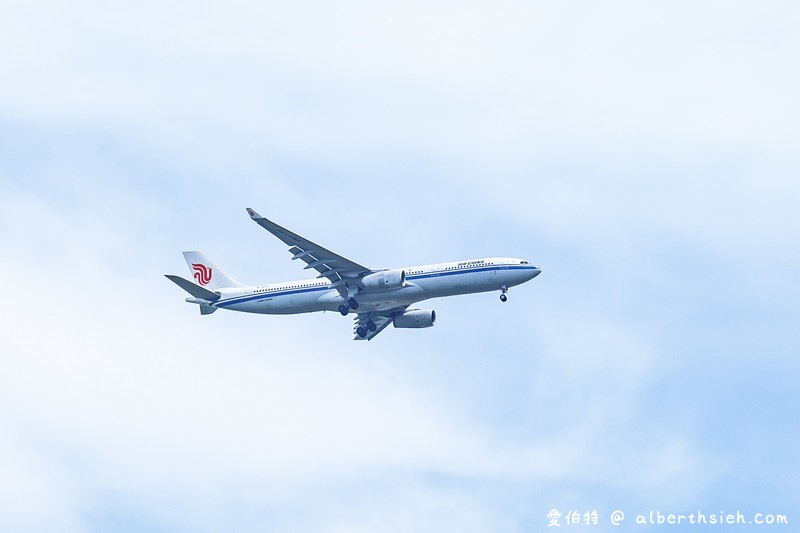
[[165, 275, 221, 301]]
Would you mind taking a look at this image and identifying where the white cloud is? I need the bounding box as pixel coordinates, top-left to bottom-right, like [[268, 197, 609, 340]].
[[4, 0, 796, 272], [3, 1, 798, 160]]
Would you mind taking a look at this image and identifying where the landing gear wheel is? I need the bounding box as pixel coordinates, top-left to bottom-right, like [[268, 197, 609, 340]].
[[356, 326, 368, 338], [367, 320, 377, 332], [500, 284, 509, 302], [348, 297, 359, 310], [338, 304, 350, 316]]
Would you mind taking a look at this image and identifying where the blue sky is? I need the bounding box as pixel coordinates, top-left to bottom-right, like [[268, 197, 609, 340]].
[[1, 1, 798, 531]]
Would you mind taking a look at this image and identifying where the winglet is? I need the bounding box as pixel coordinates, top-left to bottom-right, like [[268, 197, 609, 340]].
[[246, 207, 262, 219]]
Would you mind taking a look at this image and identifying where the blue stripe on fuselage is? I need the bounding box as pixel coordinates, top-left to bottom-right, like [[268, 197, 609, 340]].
[[405, 264, 537, 281], [214, 265, 538, 308], [215, 285, 330, 308]]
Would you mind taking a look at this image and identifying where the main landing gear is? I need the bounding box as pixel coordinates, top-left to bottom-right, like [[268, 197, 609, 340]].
[[499, 285, 508, 302], [356, 319, 377, 339], [338, 297, 361, 316]]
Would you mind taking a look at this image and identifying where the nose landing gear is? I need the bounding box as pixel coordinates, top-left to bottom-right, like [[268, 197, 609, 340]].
[[499, 285, 508, 302]]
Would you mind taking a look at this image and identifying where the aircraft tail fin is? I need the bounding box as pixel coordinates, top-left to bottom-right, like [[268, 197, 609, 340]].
[[182, 251, 244, 290]]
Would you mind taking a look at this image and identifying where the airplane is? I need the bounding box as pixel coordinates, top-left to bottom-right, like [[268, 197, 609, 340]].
[[166, 208, 541, 340]]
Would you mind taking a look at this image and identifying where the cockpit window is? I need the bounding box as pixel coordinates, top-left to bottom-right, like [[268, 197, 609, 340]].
[[520, 260, 529, 264]]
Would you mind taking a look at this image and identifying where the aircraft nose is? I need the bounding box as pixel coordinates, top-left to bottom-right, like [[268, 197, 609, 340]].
[[532, 268, 541, 278]]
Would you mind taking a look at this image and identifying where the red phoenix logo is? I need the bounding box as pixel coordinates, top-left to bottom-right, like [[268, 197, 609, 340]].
[[192, 263, 213, 286]]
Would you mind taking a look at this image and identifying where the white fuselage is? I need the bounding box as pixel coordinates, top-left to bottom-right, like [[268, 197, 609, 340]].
[[210, 258, 540, 315]]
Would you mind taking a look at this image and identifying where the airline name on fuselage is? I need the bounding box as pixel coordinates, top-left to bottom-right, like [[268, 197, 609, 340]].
[[457, 259, 486, 267]]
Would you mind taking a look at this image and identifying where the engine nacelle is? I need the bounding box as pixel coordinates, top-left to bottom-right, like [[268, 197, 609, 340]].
[[393, 309, 436, 329], [361, 269, 406, 290]]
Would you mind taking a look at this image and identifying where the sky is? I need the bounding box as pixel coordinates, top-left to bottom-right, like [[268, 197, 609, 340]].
[[1, 1, 798, 531]]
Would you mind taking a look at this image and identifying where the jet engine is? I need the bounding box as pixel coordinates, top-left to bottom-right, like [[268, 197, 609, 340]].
[[393, 309, 436, 329], [361, 269, 406, 290]]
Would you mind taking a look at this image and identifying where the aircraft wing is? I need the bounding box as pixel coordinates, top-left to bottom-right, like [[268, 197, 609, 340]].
[[247, 208, 372, 296], [353, 307, 405, 341]]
